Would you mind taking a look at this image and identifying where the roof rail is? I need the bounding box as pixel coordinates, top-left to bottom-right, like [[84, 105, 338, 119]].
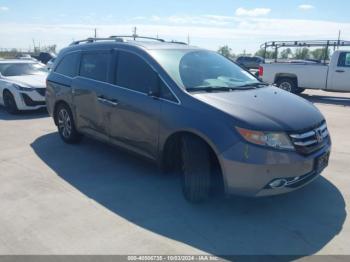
[[70, 35, 167, 46], [109, 35, 166, 42], [70, 37, 124, 46], [169, 40, 188, 45]]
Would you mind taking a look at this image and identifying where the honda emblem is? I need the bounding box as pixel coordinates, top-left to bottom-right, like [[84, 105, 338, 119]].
[[315, 129, 323, 143]]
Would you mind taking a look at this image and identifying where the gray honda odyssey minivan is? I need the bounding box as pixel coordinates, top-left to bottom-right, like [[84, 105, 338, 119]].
[[46, 36, 331, 202]]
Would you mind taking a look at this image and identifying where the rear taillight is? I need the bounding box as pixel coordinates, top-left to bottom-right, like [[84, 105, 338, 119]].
[[258, 66, 264, 77]]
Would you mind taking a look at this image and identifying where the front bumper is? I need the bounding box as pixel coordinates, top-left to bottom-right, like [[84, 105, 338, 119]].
[[218, 138, 331, 197], [14, 89, 46, 110]]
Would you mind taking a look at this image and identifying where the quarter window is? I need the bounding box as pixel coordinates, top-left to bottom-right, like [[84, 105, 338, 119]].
[[116, 51, 157, 93], [55, 53, 79, 77], [80, 53, 109, 82], [159, 80, 177, 103]]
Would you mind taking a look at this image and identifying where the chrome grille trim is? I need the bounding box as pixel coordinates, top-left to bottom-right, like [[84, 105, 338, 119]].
[[290, 131, 315, 139], [289, 122, 329, 154], [290, 123, 327, 139], [294, 140, 318, 146]]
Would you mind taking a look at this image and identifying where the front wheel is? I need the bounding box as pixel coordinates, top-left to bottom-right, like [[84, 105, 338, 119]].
[[181, 135, 211, 203], [276, 78, 304, 94], [56, 104, 82, 144], [3, 90, 18, 114]]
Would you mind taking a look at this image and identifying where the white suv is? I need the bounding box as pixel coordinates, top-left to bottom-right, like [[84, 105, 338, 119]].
[[0, 60, 48, 113]]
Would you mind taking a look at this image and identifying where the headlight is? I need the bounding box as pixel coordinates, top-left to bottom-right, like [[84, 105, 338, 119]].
[[13, 84, 34, 92], [236, 127, 294, 150]]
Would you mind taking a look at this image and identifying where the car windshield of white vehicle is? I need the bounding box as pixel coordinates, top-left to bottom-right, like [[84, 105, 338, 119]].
[[0, 63, 47, 77], [150, 50, 265, 93]]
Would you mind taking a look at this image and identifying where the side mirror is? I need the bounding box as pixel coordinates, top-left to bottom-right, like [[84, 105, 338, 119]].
[[0, 72, 3, 79]]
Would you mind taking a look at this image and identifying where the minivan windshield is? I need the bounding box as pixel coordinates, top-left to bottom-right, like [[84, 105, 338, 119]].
[[0, 63, 47, 77], [150, 49, 263, 92]]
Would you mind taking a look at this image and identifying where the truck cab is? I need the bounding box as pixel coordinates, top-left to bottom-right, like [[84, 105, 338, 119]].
[[328, 51, 350, 92]]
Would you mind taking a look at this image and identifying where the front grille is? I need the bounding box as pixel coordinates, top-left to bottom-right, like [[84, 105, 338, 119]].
[[289, 122, 329, 155], [35, 88, 46, 97]]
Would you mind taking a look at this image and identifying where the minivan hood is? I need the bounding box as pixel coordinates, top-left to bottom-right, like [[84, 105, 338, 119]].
[[193, 86, 324, 132], [5, 74, 47, 89]]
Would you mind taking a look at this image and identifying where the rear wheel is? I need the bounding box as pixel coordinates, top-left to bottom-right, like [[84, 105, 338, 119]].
[[276, 78, 304, 94], [3, 90, 18, 114], [55, 103, 82, 144], [181, 135, 211, 203]]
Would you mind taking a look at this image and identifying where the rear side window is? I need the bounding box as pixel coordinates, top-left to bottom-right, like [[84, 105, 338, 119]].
[[338, 52, 350, 67], [80, 53, 109, 82], [116, 51, 157, 93], [55, 53, 79, 77]]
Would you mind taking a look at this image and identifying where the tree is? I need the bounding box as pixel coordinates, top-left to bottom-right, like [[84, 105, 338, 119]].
[[310, 48, 330, 61], [255, 49, 276, 59], [294, 48, 310, 60], [218, 45, 235, 59], [280, 48, 292, 59]]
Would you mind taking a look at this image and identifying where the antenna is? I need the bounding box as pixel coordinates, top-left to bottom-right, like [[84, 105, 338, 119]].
[[94, 28, 97, 38], [132, 27, 138, 40], [32, 39, 36, 52]]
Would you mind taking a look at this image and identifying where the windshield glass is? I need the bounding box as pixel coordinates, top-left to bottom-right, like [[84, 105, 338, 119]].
[[150, 49, 261, 92], [0, 63, 47, 77]]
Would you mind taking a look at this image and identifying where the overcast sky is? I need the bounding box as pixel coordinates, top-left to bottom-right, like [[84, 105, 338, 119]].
[[0, 0, 349, 53]]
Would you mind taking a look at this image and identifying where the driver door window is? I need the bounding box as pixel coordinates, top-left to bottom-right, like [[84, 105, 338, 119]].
[[116, 52, 158, 94]]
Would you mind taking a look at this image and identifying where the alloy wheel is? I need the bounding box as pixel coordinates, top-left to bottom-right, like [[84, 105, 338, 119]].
[[58, 109, 72, 139]]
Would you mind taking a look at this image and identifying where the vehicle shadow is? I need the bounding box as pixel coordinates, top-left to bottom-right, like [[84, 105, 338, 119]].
[[0, 106, 48, 120], [31, 133, 346, 258], [301, 93, 350, 107]]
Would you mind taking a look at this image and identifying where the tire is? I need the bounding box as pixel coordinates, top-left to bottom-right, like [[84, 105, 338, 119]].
[[181, 135, 211, 203], [276, 78, 304, 94], [3, 90, 18, 114], [55, 103, 82, 144]]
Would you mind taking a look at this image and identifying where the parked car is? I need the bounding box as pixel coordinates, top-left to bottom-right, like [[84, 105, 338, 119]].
[[259, 50, 350, 93], [33, 52, 56, 64], [46, 57, 56, 71], [46, 37, 331, 202], [0, 60, 48, 113], [16, 54, 37, 61], [236, 56, 265, 70]]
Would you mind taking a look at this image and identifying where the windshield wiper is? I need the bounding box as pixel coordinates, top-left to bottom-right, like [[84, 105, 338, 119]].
[[186, 86, 233, 93], [186, 83, 270, 93], [237, 82, 270, 89]]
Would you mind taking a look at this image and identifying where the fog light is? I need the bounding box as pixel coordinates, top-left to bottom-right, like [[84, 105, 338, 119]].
[[269, 179, 288, 189]]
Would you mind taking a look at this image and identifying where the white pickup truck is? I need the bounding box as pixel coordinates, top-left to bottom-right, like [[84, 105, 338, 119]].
[[259, 50, 350, 93]]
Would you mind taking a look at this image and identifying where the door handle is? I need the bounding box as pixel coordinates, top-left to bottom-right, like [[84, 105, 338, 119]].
[[106, 99, 119, 107], [98, 97, 119, 107], [97, 97, 107, 103], [336, 70, 345, 73]]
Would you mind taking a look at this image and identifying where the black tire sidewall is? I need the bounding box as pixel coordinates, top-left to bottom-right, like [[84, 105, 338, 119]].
[[181, 136, 211, 203], [277, 78, 301, 94], [3, 91, 18, 114]]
